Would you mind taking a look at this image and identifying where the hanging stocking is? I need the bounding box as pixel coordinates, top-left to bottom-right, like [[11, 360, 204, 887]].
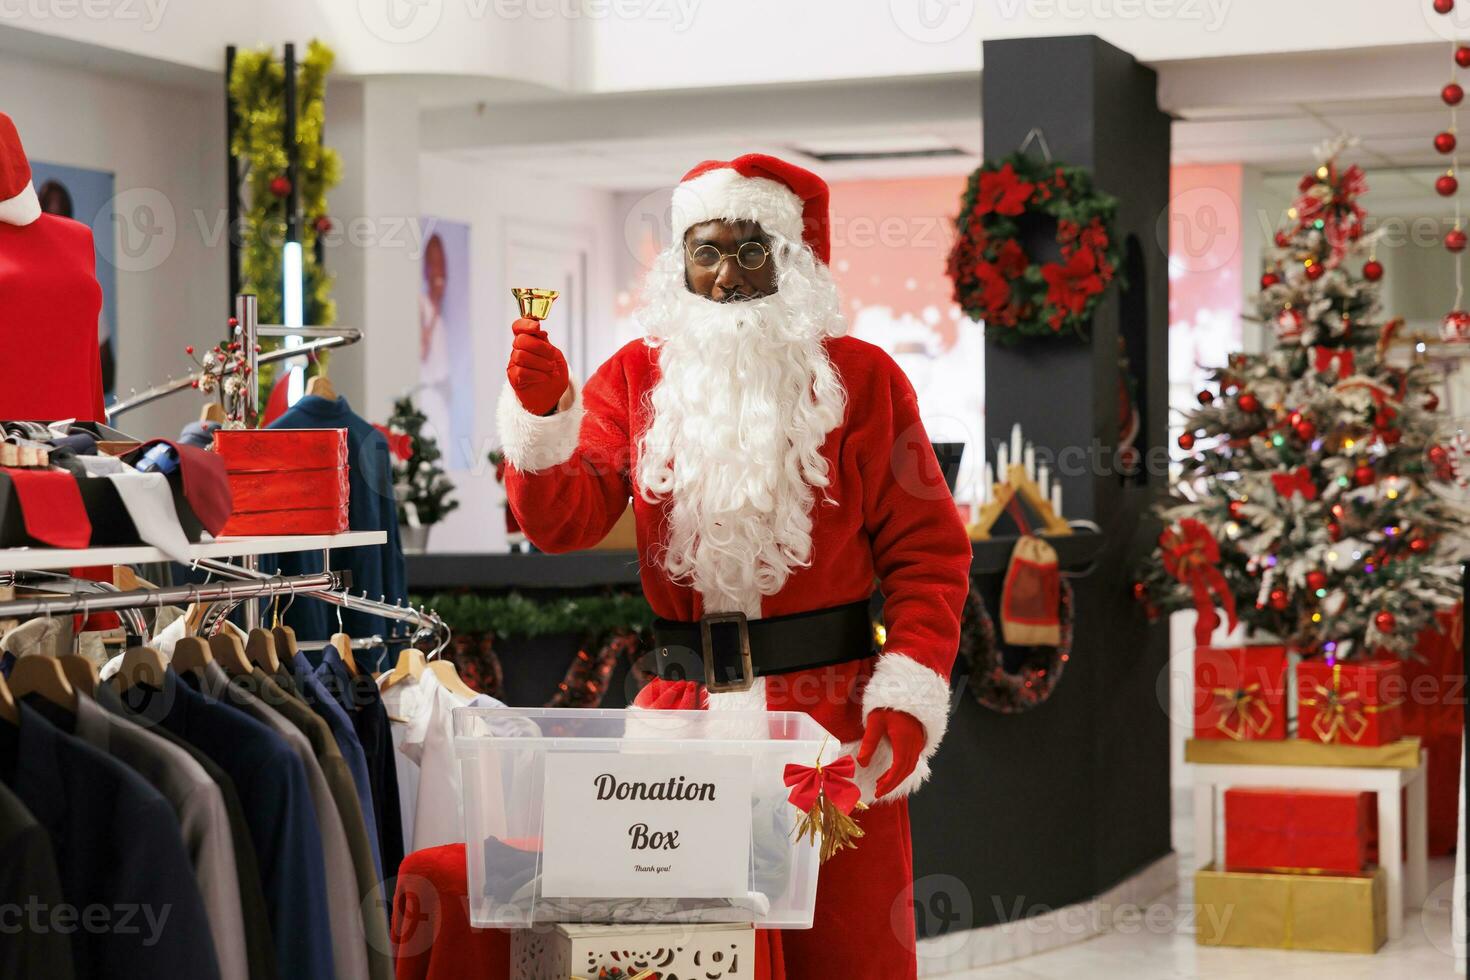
[[1001, 534, 1061, 646]]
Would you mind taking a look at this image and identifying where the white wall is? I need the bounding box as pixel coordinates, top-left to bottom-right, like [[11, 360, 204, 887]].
[[417, 154, 622, 552], [1, 50, 226, 441]]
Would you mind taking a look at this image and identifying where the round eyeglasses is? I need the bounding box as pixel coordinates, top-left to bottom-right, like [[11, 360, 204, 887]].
[[686, 240, 770, 272]]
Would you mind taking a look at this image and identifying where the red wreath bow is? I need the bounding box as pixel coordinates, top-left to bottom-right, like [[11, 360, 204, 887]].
[[1313, 346, 1356, 379], [1159, 518, 1239, 648], [1271, 466, 1318, 501], [785, 753, 866, 863]]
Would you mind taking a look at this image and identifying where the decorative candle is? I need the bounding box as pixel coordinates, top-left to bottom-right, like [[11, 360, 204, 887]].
[[1011, 424, 1023, 465], [1038, 463, 1050, 499], [997, 444, 1009, 477], [1024, 446, 1036, 480], [982, 461, 994, 502], [1050, 483, 1063, 514]]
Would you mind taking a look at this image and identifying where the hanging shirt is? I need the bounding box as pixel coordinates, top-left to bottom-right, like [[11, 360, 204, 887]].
[[398, 670, 501, 852], [379, 672, 432, 850], [0, 780, 73, 979]]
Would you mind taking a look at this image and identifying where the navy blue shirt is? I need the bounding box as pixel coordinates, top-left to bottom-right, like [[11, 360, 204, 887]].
[[111, 670, 335, 980]]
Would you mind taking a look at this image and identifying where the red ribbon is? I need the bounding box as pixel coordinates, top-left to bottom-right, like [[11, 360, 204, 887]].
[[372, 424, 414, 462], [1312, 346, 1355, 379], [784, 754, 862, 816], [1159, 518, 1239, 648], [1271, 466, 1318, 501]]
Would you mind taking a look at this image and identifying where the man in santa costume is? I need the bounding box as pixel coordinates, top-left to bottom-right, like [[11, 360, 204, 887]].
[[498, 153, 972, 975]]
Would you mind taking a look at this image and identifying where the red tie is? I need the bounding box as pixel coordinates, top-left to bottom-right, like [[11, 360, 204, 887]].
[[5, 469, 92, 548]]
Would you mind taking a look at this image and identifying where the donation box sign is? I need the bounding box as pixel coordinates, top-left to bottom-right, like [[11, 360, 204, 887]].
[[540, 751, 753, 898]]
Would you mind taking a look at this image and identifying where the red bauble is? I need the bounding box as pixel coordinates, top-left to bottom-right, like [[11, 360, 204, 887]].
[[1236, 392, 1261, 414], [1429, 444, 1450, 465], [1274, 231, 1290, 248], [1438, 173, 1460, 197], [1197, 390, 1214, 405], [1435, 0, 1454, 13], [1447, 228, 1468, 253], [1459, 45, 1470, 68], [1444, 83, 1465, 107], [1260, 272, 1280, 288], [227, 316, 238, 328], [1305, 262, 1325, 280], [1373, 610, 1397, 633], [1294, 420, 1317, 441], [1328, 521, 1343, 542], [1410, 536, 1430, 554], [1436, 131, 1458, 154], [1131, 581, 1149, 602], [1178, 432, 1196, 451], [1228, 500, 1245, 520], [269, 175, 291, 197], [1306, 570, 1328, 592], [1353, 464, 1376, 487], [1362, 259, 1384, 281], [184, 345, 194, 355], [1269, 588, 1289, 611], [314, 215, 333, 234], [1425, 391, 1441, 411], [1443, 309, 1470, 342]]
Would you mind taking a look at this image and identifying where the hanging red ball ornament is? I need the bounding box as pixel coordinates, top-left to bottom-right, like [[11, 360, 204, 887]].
[[1373, 610, 1397, 633], [1294, 420, 1317, 442], [1328, 521, 1343, 542], [1228, 500, 1245, 520], [1444, 83, 1465, 106], [1362, 259, 1384, 281], [1410, 536, 1430, 554], [1436, 131, 1458, 155], [1459, 45, 1470, 68], [1306, 570, 1328, 592], [1438, 173, 1460, 197], [314, 215, 333, 234], [1274, 231, 1290, 248], [269, 175, 291, 197], [227, 316, 238, 328], [1269, 588, 1289, 611], [1197, 390, 1214, 405], [1131, 581, 1148, 602], [184, 345, 194, 355], [1305, 261, 1325, 280], [1425, 390, 1441, 411], [1447, 228, 1468, 253], [1260, 272, 1279, 288], [1429, 444, 1450, 466], [1178, 432, 1196, 451], [1354, 464, 1376, 487], [1237, 392, 1261, 414], [1435, 0, 1455, 13]]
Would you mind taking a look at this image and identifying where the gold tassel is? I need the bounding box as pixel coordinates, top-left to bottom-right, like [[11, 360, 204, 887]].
[[793, 795, 869, 863]]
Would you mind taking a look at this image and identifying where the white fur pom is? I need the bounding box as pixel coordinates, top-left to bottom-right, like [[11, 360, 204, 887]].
[[495, 380, 582, 472], [857, 653, 952, 802]]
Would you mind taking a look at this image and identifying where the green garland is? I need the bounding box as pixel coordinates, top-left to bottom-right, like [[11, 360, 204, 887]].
[[419, 591, 654, 640], [228, 40, 341, 401]]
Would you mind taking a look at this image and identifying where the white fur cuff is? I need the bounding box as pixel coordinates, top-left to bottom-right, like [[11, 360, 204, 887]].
[[858, 653, 952, 802], [671, 169, 804, 247], [495, 381, 583, 472]]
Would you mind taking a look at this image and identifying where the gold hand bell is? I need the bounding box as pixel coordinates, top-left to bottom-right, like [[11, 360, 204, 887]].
[[512, 287, 560, 321]]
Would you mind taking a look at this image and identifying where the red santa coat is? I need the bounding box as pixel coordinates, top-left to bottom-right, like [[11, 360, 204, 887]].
[[498, 333, 972, 802]]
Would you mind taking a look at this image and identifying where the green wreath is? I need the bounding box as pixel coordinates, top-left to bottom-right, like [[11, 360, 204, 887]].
[[947, 152, 1122, 343], [960, 579, 1074, 713]]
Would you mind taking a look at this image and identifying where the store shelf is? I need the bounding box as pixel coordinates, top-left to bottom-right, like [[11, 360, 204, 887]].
[[0, 530, 387, 573]]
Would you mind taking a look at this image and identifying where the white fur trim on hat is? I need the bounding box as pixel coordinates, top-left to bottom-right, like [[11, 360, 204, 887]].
[[495, 379, 583, 472], [671, 168, 804, 247], [857, 652, 952, 803], [0, 179, 41, 226]]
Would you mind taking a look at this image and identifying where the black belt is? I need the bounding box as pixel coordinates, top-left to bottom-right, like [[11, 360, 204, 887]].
[[651, 600, 875, 693]]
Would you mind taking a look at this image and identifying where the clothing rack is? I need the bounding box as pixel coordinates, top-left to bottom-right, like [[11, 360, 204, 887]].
[[0, 569, 344, 622]]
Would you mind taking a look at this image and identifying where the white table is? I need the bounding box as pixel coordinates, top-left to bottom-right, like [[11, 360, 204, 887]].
[[1188, 744, 1427, 940]]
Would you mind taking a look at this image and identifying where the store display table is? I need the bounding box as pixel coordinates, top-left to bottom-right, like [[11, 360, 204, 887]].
[[0, 530, 387, 573], [1185, 737, 1427, 940]]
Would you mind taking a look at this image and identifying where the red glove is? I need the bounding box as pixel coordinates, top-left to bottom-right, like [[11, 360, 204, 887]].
[[857, 708, 925, 799], [506, 317, 569, 416]]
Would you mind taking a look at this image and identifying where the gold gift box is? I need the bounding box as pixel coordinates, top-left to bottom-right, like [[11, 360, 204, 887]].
[[1184, 736, 1420, 769], [1194, 863, 1385, 954]]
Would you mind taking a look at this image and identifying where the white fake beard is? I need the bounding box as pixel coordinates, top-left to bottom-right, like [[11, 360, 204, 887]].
[[634, 236, 848, 617]]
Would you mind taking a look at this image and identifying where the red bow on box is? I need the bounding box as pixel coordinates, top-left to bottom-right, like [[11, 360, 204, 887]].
[[1160, 518, 1239, 648], [784, 753, 866, 863], [1271, 466, 1318, 501]]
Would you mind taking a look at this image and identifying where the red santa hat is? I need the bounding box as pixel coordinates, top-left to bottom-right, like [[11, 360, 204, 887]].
[[671, 153, 831, 264], [0, 113, 40, 227]]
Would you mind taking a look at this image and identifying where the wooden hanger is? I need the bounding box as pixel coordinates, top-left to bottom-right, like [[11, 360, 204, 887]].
[[57, 655, 99, 698], [305, 370, 336, 401], [0, 672, 16, 725], [200, 402, 226, 425], [171, 636, 213, 678], [427, 659, 476, 700], [246, 629, 281, 674], [9, 656, 76, 711], [380, 647, 426, 691], [328, 632, 360, 677], [114, 645, 167, 694], [272, 624, 299, 661], [208, 633, 255, 677]]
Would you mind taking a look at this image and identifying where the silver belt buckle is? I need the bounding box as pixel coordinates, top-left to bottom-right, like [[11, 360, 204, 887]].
[[700, 611, 754, 693]]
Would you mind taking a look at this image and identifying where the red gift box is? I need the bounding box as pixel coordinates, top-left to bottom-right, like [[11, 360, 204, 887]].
[[212, 429, 350, 536], [1296, 659, 1405, 747], [1194, 645, 1288, 741], [1224, 788, 1373, 874]]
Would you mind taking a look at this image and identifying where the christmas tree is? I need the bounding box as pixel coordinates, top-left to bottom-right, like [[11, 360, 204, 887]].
[[386, 394, 459, 527], [1142, 139, 1463, 660]]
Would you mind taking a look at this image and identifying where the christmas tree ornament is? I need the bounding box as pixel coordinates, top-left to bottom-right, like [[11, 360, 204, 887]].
[[1304, 261, 1325, 281], [1410, 536, 1430, 554], [1425, 390, 1441, 411], [269, 175, 291, 198], [1269, 588, 1289, 611], [1274, 307, 1305, 342], [1260, 272, 1279, 288], [1443, 83, 1464, 107], [1228, 500, 1245, 520], [1197, 389, 1214, 405], [1306, 570, 1329, 592], [1434, 0, 1454, 14], [1237, 392, 1261, 414], [1362, 259, 1384, 281], [1353, 464, 1376, 487], [1373, 610, 1397, 633], [785, 752, 867, 863], [1178, 432, 1196, 451], [1441, 309, 1470, 342], [1159, 519, 1238, 647], [314, 215, 333, 234], [1295, 419, 1317, 441], [1438, 173, 1460, 197], [1436, 131, 1458, 154], [1447, 228, 1468, 252], [1460, 45, 1470, 67], [1274, 230, 1290, 248]]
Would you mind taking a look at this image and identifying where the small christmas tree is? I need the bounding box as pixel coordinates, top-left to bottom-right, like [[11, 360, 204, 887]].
[[386, 394, 459, 527], [1142, 138, 1463, 660]]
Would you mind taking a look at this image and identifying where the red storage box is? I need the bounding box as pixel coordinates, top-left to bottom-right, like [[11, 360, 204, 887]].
[[1194, 645, 1288, 741], [1224, 788, 1373, 874], [1297, 659, 1405, 747], [212, 428, 349, 536]]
